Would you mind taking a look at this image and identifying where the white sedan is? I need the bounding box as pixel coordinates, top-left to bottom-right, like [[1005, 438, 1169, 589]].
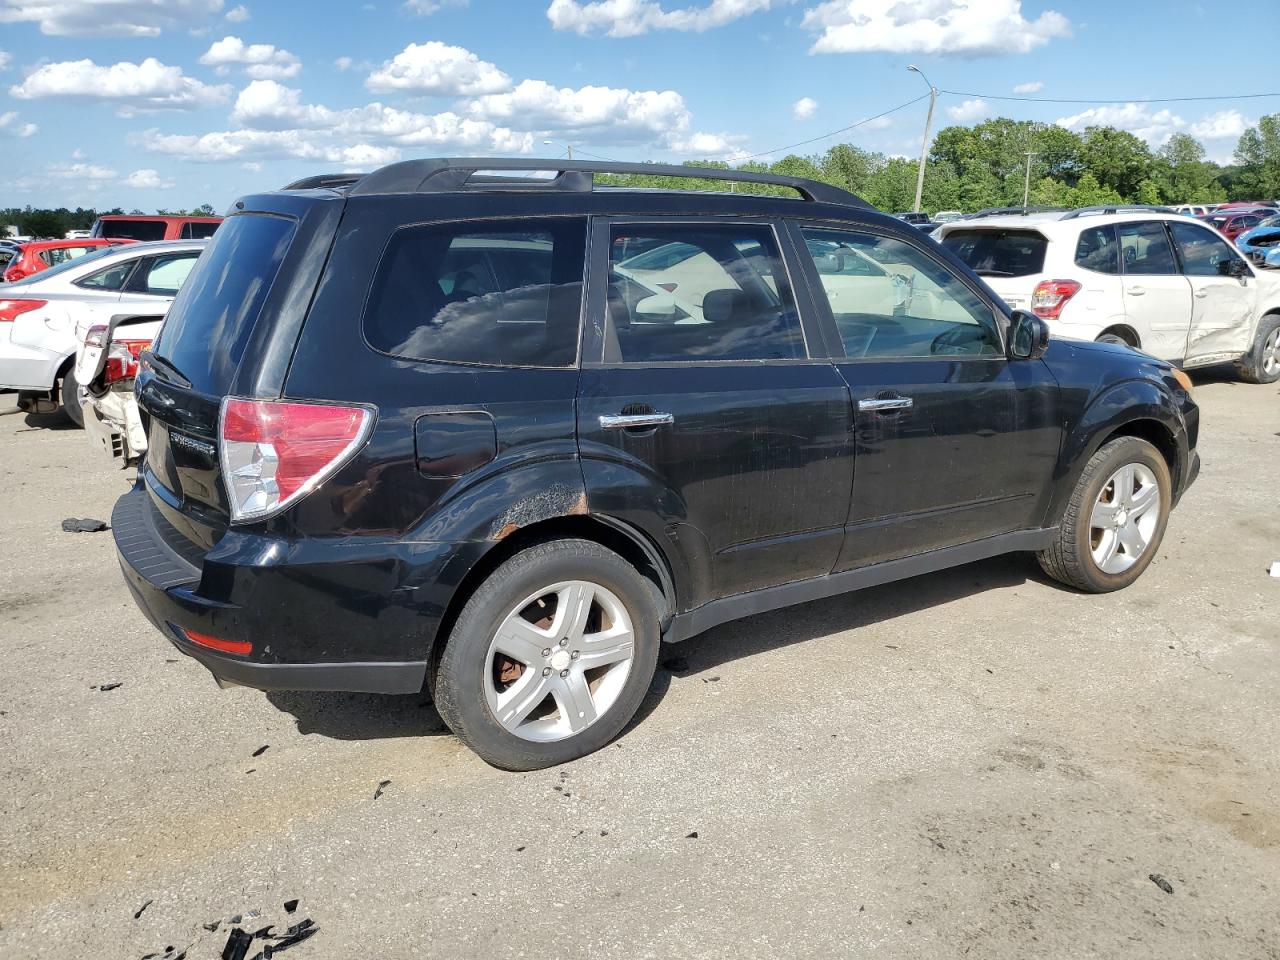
[[0, 239, 206, 424]]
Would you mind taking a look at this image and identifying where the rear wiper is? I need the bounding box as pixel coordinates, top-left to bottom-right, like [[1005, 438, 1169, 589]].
[[140, 350, 192, 389]]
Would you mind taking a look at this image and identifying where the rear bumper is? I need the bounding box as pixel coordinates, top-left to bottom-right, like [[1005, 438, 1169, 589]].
[[81, 388, 146, 463], [111, 483, 470, 695]]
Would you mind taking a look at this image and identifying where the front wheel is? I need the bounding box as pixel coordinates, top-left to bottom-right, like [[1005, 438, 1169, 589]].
[[1235, 314, 1280, 384], [433, 539, 660, 770], [1037, 437, 1172, 593]]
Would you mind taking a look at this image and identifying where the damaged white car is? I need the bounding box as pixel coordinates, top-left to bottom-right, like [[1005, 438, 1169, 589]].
[[936, 210, 1280, 383], [76, 314, 163, 463]]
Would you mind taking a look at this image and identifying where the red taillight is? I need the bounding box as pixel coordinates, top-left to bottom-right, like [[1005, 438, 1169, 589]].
[[0, 298, 46, 322], [1031, 280, 1082, 319], [219, 398, 374, 523], [184, 629, 253, 656], [103, 339, 150, 385], [3, 267, 27, 283]]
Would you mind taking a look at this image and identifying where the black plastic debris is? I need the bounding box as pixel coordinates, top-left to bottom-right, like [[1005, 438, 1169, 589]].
[[134, 899, 153, 919], [660, 655, 689, 673], [61, 517, 109, 533], [98, 682, 123, 692], [261, 919, 318, 956], [251, 925, 275, 939], [1149, 873, 1174, 894], [203, 921, 221, 933], [221, 928, 253, 960], [251, 745, 269, 758], [283, 899, 298, 914], [685, 831, 699, 839], [373, 779, 391, 800]]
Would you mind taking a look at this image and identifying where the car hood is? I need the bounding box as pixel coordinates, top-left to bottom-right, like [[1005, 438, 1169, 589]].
[[1238, 225, 1280, 246]]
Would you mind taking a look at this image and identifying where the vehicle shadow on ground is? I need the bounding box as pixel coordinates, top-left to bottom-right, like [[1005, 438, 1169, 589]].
[[267, 552, 1043, 742], [16, 410, 78, 431]]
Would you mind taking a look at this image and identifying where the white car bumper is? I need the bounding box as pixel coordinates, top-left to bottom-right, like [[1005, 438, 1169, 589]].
[[81, 386, 146, 464]]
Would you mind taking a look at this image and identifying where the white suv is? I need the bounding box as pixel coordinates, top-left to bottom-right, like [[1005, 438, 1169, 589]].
[[936, 210, 1280, 382]]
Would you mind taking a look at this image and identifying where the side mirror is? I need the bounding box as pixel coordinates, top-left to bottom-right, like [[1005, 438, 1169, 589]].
[[1008, 309, 1050, 360], [634, 295, 678, 321], [1222, 258, 1250, 278]]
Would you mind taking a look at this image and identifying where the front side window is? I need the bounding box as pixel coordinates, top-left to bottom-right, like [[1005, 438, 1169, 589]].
[[801, 227, 1001, 359], [1170, 221, 1245, 277], [364, 218, 586, 367], [940, 229, 1048, 278], [606, 223, 803, 363], [1117, 222, 1178, 275], [129, 253, 199, 296], [1074, 225, 1121, 274]]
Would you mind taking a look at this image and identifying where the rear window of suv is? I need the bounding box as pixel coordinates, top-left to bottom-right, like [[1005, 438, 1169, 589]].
[[96, 220, 167, 241], [363, 218, 587, 367], [151, 213, 295, 394], [940, 229, 1047, 278]]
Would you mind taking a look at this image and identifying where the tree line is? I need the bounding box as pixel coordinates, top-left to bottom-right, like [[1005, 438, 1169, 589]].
[[602, 113, 1280, 214], [2, 204, 217, 239]]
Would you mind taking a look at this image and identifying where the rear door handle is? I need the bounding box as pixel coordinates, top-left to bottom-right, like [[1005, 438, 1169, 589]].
[[858, 396, 914, 412], [1194, 289, 1209, 299], [599, 412, 674, 430], [1126, 285, 1145, 296]]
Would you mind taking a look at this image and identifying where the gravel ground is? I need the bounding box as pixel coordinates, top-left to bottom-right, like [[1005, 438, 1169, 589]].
[[0, 372, 1277, 960]]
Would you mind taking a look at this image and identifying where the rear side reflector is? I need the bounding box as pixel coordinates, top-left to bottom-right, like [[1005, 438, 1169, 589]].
[[219, 398, 375, 523], [0, 299, 47, 323], [184, 629, 253, 656]]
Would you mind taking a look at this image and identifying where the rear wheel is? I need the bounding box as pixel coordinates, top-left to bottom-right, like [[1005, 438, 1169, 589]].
[[1037, 437, 1171, 593], [433, 539, 660, 770], [1235, 314, 1280, 384], [59, 369, 83, 428], [1096, 332, 1131, 347]]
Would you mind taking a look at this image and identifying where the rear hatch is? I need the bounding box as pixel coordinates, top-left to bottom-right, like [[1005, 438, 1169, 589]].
[[136, 199, 336, 550], [938, 227, 1048, 310]]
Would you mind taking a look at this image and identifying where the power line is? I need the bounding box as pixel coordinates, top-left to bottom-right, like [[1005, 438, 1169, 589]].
[[941, 89, 1280, 105], [733, 93, 930, 161]]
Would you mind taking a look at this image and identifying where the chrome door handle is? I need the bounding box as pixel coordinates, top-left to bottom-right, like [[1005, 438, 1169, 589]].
[[1194, 290, 1209, 299], [858, 397, 914, 412], [599, 412, 674, 430]]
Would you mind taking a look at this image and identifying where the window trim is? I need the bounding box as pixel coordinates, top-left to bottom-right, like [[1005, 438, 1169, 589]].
[[582, 215, 815, 368], [358, 213, 590, 371], [789, 218, 1008, 363], [1071, 223, 1122, 277]]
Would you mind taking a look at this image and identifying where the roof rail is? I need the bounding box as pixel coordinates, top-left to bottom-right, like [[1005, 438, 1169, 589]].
[[964, 205, 1068, 219], [282, 173, 367, 191], [346, 157, 872, 208], [1060, 204, 1177, 220]]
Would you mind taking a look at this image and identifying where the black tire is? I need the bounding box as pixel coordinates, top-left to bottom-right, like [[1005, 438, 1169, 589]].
[[59, 369, 83, 428], [1037, 437, 1172, 593], [1095, 332, 1130, 347], [433, 539, 660, 770], [1235, 313, 1280, 384]]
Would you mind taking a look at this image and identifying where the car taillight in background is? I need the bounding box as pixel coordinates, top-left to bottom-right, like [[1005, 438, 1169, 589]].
[[0, 298, 46, 322], [1031, 280, 1082, 319], [103, 339, 150, 385], [219, 398, 375, 523]]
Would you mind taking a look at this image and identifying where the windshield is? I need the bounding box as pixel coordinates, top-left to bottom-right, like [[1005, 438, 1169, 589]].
[[151, 213, 296, 394], [940, 229, 1048, 277], [3, 245, 117, 286]]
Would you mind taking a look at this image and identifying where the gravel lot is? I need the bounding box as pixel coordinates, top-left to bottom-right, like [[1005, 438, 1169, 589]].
[[0, 372, 1277, 960]]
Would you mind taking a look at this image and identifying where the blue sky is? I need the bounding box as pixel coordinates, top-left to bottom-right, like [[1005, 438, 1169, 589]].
[[1, 0, 1276, 211]]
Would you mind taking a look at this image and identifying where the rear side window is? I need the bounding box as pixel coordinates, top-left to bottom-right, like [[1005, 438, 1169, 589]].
[[98, 220, 167, 242], [363, 218, 586, 367], [128, 253, 200, 296], [1118, 222, 1177, 275], [939, 229, 1047, 278], [152, 213, 295, 393], [39, 245, 97, 267], [181, 221, 220, 239], [1074, 225, 1120, 274], [606, 223, 804, 363]]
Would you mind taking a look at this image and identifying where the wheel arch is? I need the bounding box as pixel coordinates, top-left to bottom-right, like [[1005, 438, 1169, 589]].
[[1097, 324, 1141, 348]]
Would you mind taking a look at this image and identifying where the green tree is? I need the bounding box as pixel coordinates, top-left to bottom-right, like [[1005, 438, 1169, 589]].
[[20, 209, 64, 238], [1079, 127, 1153, 199], [1153, 133, 1227, 203], [1233, 114, 1280, 199]]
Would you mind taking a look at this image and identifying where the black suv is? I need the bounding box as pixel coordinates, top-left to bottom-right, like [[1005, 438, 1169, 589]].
[[114, 159, 1200, 769]]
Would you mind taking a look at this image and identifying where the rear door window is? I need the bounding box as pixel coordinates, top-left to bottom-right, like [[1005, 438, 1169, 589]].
[[1117, 222, 1178, 275], [151, 213, 296, 394], [363, 218, 586, 367], [1170, 221, 1243, 276], [939, 229, 1047, 277], [127, 252, 200, 296], [1074, 225, 1121, 274]]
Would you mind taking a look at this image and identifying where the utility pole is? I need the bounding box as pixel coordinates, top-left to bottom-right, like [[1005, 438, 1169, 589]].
[[1022, 151, 1039, 213], [908, 65, 938, 215], [543, 139, 574, 160]]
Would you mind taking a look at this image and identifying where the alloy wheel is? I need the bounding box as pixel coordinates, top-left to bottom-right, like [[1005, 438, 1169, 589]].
[[1263, 326, 1280, 377], [1089, 463, 1161, 575]]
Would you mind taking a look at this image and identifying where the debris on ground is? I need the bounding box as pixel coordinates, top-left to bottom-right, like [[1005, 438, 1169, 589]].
[[660, 655, 689, 673], [685, 831, 699, 839], [134, 899, 153, 919], [203, 921, 221, 933], [373, 779, 391, 800], [1149, 873, 1174, 894], [1269, 561, 1280, 578], [221, 928, 253, 960], [283, 900, 298, 914], [96, 682, 123, 692], [251, 745, 269, 757], [60, 517, 109, 533]]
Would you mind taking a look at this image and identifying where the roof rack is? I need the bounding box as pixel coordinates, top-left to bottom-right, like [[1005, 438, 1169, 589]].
[[343, 157, 872, 208], [964, 205, 1068, 219], [282, 173, 367, 191], [1060, 204, 1177, 220]]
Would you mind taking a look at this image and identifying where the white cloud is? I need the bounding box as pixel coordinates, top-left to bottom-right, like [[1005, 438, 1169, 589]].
[[946, 97, 990, 122], [49, 161, 117, 181], [1056, 103, 1185, 146], [0, 50, 9, 70], [464, 79, 689, 142], [667, 130, 748, 159], [1190, 109, 1249, 141], [0, 0, 224, 36], [793, 96, 818, 120], [0, 110, 37, 137], [10, 58, 231, 111], [200, 36, 300, 79], [547, 0, 771, 36], [366, 41, 511, 95], [124, 168, 174, 189], [335, 56, 353, 71], [803, 0, 1071, 56], [1013, 81, 1043, 93], [404, 0, 468, 12], [225, 3, 249, 20]]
